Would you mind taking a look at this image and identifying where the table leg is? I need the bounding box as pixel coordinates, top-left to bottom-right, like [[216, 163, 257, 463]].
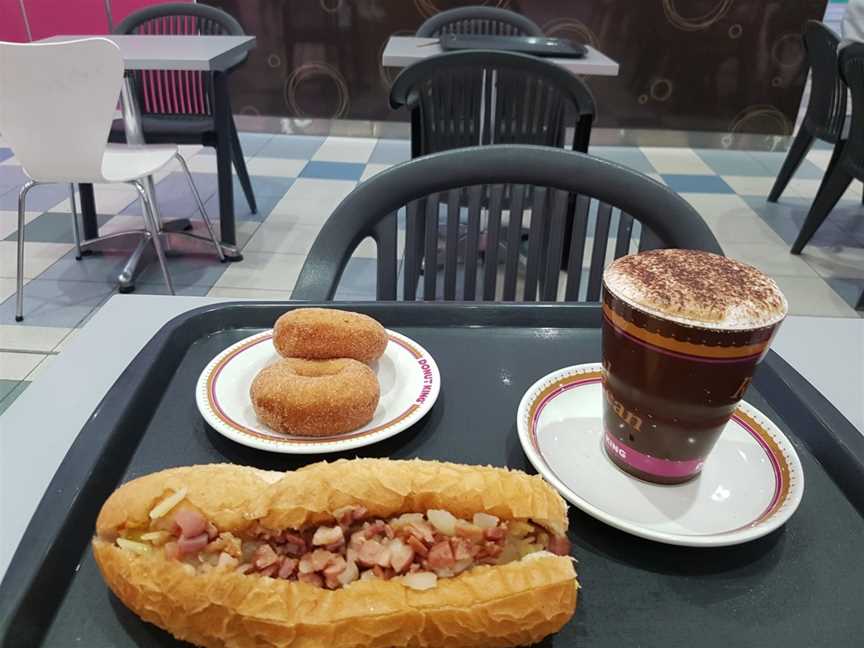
[[79, 184, 99, 241], [213, 71, 236, 246]]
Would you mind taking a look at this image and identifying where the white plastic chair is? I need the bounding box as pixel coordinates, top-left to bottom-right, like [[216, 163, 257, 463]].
[[0, 38, 225, 321]]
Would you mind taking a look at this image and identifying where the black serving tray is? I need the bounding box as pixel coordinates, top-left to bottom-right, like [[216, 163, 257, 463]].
[[2, 303, 863, 647]]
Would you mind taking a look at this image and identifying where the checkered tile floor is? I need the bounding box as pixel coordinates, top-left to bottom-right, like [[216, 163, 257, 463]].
[[1, 133, 863, 414]]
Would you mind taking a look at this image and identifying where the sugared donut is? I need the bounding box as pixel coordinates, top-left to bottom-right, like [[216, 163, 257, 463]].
[[250, 358, 380, 437], [273, 308, 388, 365]]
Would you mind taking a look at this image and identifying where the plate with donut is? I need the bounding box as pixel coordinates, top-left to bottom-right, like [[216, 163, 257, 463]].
[[195, 308, 440, 453]]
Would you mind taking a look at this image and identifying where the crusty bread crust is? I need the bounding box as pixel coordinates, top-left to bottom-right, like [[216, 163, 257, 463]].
[[93, 541, 577, 648], [93, 460, 577, 647], [96, 460, 569, 538]]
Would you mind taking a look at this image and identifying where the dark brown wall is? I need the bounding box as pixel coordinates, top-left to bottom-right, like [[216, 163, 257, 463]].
[[206, 0, 829, 135]]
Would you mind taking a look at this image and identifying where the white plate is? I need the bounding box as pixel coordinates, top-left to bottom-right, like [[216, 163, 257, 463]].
[[517, 363, 804, 547], [196, 329, 440, 454]]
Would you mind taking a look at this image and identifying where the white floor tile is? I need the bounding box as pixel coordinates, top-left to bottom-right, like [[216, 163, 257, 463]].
[[0, 278, 21, 304], [0, 211, 40, 241], [184, 155, 220, 175], [0, 325, 71, 353], [269, 178, 357, 223], [681, 194, 786, 246], [53, 328, 81, 352], [806, 149, 834, 171], [245, 157, 307, 178], [646, 173, 666, 185], [243, 222, 321, 255], [772, 275, 858, 317], [640, 147, 713, 175], [0, 241, 72, 279], [721, 242, 819, 278], [788, 178, 862, 201], [212, 252, 306, 291], [312, 137, 376, 163], [721, 176, 776, 197], [360, 164, 392, 183], [0, 351, 45, 381]]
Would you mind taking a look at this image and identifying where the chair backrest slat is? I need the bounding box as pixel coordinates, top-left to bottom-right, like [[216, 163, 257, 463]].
[[291, 147, 723, 303], [443, 189, 461, 300], [502, 184, 528, 300], [0, 39, 122, 183], [614, 212, 635, 260], [541, 189, 570, 301], [462, 186, 484, 300], [422, 194, 440, 300], [403, 200, 423, 301], [839, 43, 864, 175], [416, 7, 544, 38], [374, 212, 398, 300], [564, 194, 591, 301], [482, 184, 506, 300], [523, 187, 549, 301], [585, 202, 613, 301]]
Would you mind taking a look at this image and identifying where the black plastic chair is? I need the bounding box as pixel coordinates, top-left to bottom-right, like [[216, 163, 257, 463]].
[[792, 43, 864, 266], [291, 146, 722, 302], [390, 50, 595, 157], [416, 7, 544, 38], [769, 21, 847, 203], [109, 3, 257, 216]]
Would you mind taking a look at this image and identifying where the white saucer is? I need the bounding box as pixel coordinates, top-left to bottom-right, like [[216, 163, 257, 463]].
[[196, 329, 440, 454], [516, 363, 804, 547]]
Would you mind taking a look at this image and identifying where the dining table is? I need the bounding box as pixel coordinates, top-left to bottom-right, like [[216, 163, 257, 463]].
[[0, 295, 862, 646], [38, 34, 256, 290]]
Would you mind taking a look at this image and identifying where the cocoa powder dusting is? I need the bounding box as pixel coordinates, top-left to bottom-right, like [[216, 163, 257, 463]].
[[604, 250, 787, 329]]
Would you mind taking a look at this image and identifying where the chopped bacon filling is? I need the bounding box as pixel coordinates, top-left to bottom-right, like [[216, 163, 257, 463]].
[[119, 504, 570, 591]]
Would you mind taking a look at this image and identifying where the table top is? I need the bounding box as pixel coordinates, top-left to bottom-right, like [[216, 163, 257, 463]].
[[37, 34, 256, 71], [0, 295, 860, 581], [382, 35, 620, 76]]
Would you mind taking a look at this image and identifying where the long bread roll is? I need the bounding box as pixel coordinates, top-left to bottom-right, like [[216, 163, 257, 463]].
[[93, 459, 578, 648]]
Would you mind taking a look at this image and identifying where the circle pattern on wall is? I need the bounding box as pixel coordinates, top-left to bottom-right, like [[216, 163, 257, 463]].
[[284, 63, 350, 119], [662, 0, 734, 32], [729, 105, 792, 137]]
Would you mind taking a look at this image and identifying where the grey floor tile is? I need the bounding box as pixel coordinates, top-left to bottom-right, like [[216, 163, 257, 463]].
[[693, 149, 771, 177], [121, 172, 219, 218], [0, 183, 70, 212], [4, 211, 112, 244], [0, 380, 28, 415], [37, 248, 134, 283], [334, 258, 379, 296], [749, 151, 825, 179], [825, 277, 864, 310], [0, 378, 20, 401], [369, 139, 411, 165], [741, 196, 852, 248], [0, 278, 115, 327], [236, 175, 295, 198], [203, 190, 286, 223]]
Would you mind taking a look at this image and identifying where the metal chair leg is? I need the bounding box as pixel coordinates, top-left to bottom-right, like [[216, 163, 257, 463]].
[[15, 181, 37, 322], [132, 181, 175, 295], [174, 153, 226, 262], [69, 184, 83, 260]]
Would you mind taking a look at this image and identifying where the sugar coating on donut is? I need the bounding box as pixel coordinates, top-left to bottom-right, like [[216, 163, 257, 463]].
[[250, 358, 380, 437], [604, 249, 787, 330], [273, 308, 388, 364]]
